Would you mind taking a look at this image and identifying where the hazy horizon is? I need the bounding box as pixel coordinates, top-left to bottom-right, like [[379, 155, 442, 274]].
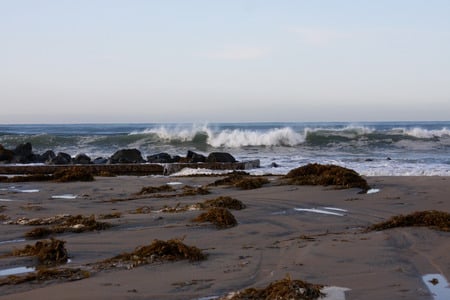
[[1, 1, 449, 124]]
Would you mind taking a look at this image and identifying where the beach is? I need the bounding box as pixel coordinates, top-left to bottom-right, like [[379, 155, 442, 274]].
[[0, 173, 449, 299]]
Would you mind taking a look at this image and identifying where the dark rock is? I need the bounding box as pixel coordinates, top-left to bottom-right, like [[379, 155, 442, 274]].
[[271, 162, 280, 168], [386, 157, 392, 161], [50, 152, 72, 165], [40, 150, 56, 163], [187, 150, 206, 163], [147, 153, 173, 163], [109, 149, 145, 164], [12, 142, 35, 163], [206, 152, 236, 163], [171, 155, 181, 163], [73, 153, 92, 164], [365, 158, 373, 162], [0, 145, 14, 162], [93, 157, 108, 164]]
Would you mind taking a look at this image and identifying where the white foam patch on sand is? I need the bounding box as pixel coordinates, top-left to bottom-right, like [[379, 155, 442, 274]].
[[0, 266, 35, 277], [294, 207, 346, 216], [166, 181, 184, 185], [422, 274, 450, 300], [0, 198, 14, 202], [170, 168, 233, 176], [367, 188, 380, 194], [51, 194, 78, 199]]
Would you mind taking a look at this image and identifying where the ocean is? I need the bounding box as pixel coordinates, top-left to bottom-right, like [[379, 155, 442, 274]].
[[0, 121, 449, 176]]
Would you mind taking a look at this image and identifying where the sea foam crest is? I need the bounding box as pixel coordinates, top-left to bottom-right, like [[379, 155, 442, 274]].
[[207, 127, 305, 147], [129, 124, 212, 142], [399, 127, 450, 139]]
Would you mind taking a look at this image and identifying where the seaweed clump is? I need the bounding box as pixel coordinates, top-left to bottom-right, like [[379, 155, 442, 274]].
[[96, 239, 206, 269], [11, 238, 68, 266], [21, 214, 111, 238], [211, 172, 269, 190], [136, 184, 174, 195], [53, 167, 94, 182], [201, 196, 246, 210], [0, 268, 90, 286], [283, 163, 370, 192], [192, 207, 238, 229], [367, 210, 450, 232], [220, 275, 324, 300]]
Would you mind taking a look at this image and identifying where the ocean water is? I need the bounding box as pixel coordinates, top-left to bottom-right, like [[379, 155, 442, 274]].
[[0, 122, 449, 176]]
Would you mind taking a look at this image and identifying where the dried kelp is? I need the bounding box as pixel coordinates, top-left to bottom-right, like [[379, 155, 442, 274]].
[[200, 196, 246, 210], [53, 167, 95, 182], [96, 239, 206, 270], [136, 184, 174, 195], [16, 214, 112, 238], [0, 268, 90, 286], [367, 210, 450, 232], [283, 163, 370, 192], [11, 238, 68, 266], [210, 173, 269, 190], [220, 275, 324, 300], [192, 207, 238, 229]]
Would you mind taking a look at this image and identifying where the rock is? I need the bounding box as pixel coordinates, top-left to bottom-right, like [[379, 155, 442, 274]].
[[73, 153, 92, 164], [40, 150, 56, 163], [147, 153, 173, 163], [0, 145, 14, 162], [187, 150, 206, 163], [206, 152, 236, 163], [50, 152, 73, 165], [92, 157, 108, 164], [109, 149, 145, 164], [271, 162, 280, 168], [12, 142, 35, 163]]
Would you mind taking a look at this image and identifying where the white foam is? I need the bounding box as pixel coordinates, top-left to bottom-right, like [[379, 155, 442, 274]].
[[166, 182, 183, 185], [51, 194, 78, 199], [422, 274, 450, 300], [170, 168, 233, 177], [0, 266, 35, 277], [0, 198, 14, 202], [366, 189, 380, 194], [294, 208, 346, 217]]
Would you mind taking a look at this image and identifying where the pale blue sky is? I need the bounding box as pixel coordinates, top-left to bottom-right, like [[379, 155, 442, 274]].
[[1, 0, 449, 123]]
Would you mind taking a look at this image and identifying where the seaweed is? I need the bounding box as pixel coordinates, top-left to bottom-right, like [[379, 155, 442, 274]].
[[21, 214, 112, 238], [200, 196, 246, 210], [192, 207, 238, 229], [96, 238, 206, 269], [367, 210, 450, 232], [136, 184, 174, 195], [220, 274, 324, 300], [11, 238, 68, 266], [210, 173, 269, 190], [0, 268, 90, 286], [283, 163, 370, 192], [180, 185, 210, 196], [53, 167, 95, 182]]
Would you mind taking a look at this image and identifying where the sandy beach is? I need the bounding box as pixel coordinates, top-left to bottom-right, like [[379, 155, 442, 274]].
[[0, 173, 449, 299]]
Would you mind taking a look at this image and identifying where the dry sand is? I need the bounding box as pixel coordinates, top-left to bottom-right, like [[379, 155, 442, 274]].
[[0, 174, 449, 299]]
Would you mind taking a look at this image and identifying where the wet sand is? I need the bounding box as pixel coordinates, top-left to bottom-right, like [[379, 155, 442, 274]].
[[0, 175, 449, 299]]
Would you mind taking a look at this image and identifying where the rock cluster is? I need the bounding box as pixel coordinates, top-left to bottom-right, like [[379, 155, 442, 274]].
[[0, 143, 237, 165]]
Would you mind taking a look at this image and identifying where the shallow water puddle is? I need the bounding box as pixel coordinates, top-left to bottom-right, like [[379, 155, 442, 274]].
[[422, 274, 450, 300], [0, 239, 26, 245], [1, 186, 40, 193], [51, 194, 78, 199], [294, 207, 347, 217], [0, 266, 35, 277], [166, 181, 183, 186], [0, 198, 14, 202]]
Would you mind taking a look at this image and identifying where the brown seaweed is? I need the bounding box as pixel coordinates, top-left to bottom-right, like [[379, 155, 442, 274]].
[[283, 163, 370, 191], [136, 184, 174, 195], [219, 274, 324, 300], [0, 268, 90, 286], [192, 207, 238, 229], [367, 210, 450, 232], [210, 173, 269, 190], [96, 238, 206, 269], [11, 238, 68, 266], [200, 196, 246, 210]]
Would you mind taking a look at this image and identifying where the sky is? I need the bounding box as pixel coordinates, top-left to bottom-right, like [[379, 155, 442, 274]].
[[1, 0, 449, 124]]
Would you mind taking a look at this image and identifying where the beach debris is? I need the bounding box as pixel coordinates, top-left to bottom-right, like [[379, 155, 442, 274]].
[[218, 274, 324, 300], [211, 172, 269, 190], [283, 163, 370, 192], [95, 238, 206, 270], [0, 267, 90, 286], [200, 196, 246, 210], [9, 238, 68, 266], [136, 184, 174, 195], [53, 167, 95, 182], [367, 210, 450, 232], [98, 212, 122, 219], [192, 207, 238, 229], [5, 214, 112, 238]]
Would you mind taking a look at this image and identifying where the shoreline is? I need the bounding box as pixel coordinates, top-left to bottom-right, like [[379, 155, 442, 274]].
[[0, 175, 449, 299]]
